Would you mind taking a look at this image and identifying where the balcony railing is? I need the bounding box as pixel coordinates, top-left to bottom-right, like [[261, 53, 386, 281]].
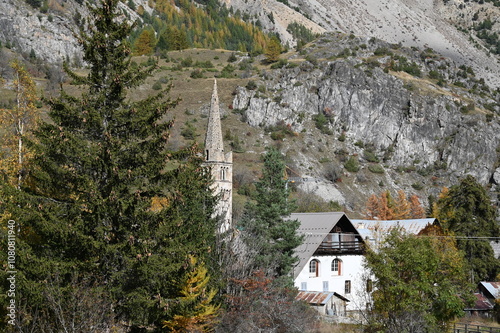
[[315, 233, 364, 254]]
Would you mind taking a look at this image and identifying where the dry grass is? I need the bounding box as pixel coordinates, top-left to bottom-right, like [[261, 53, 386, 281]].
[[456, 316, 500, 329], [317, 321, 363, 333]]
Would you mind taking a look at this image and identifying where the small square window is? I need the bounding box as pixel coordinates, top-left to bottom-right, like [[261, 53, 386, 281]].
[[301, 282, 307, 291], [345, 280, 351, 294]]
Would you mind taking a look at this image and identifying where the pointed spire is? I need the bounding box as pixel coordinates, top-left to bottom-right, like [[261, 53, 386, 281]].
[[204, 79, 224, 161]]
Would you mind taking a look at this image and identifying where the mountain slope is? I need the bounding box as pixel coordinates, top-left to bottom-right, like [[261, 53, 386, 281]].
[[225, 0, 500, 88], [230, 34, 500, 213]]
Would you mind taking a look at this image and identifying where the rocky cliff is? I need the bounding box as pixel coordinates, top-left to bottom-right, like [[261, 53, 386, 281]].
[[0, 0, 149, 65], [0, 0, 82, 64], [232, 34, 500, 212]]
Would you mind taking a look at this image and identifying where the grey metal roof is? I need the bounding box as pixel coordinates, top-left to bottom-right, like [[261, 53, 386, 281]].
[[480, 281, 500, 299], [352, 218, 437, 241], [291, 212, 358, 279]]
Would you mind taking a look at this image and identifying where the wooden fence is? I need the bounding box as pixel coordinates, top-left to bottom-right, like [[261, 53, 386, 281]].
[[452, 323, 500, 333]]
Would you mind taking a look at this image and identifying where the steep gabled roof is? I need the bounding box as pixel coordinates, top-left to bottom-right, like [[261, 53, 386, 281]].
[[291, 212, 363, 279]]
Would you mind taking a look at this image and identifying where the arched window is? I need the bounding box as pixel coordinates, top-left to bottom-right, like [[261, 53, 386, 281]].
[[309, 259, 320, 277], [332, 258, 342, 276]]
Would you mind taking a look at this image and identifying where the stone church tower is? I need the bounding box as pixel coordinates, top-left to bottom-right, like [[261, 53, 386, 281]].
[[204, 80, 232, 232]]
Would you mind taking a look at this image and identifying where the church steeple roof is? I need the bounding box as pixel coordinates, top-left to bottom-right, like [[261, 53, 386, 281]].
[[204, 79, 224, 162]]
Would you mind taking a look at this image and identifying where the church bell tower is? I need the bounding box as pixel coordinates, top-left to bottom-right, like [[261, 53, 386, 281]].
[[204, 79, 232, 232]]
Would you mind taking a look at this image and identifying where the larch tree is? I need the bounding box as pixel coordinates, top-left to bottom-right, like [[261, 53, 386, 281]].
[[264, 36, 281, 63], [409, 194, 426, 218], [133, 27, 156, 55], [393, 190, 411, 219], [433, 175, 500, 281], [5, 0, 219, 330], [238, 147, 303, 281], [162, 255, 220, 332], [0, 59, 39, 188], [364, 190, 426, 220]]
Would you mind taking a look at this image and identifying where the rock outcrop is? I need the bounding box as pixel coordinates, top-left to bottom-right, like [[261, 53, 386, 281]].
[[0, 0, 82, 64], [232, 35, 500, 211]]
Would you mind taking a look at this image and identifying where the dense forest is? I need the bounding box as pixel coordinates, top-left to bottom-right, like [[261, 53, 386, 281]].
[[129, 0, 271, 55]]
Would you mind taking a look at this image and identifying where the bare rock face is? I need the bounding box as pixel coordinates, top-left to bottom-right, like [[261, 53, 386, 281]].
[[0, 0, 82, 64], [233, 42, 500, 209], [0, 0, 147, 65]]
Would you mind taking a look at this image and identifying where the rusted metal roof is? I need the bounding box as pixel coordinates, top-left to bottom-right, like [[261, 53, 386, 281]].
[[296, 291, 350, 306], [465, 293, 494, 311], [296, 291, 334, 305]]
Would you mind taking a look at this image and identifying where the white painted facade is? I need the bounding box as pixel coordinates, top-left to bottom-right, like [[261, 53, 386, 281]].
[[291, 212, 371, 316], [294, 254, 368, 312]]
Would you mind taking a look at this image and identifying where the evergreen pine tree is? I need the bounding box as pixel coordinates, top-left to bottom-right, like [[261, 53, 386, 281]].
[[4, 0, 219, 329], [239, 148, 303, 280], [434, 175, 500, 281]]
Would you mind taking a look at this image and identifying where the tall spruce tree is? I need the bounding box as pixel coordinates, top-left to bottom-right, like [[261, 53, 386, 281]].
[[434, 175, 500, 282], [239, 148, 303, 280], [4, 0, 219, 330]]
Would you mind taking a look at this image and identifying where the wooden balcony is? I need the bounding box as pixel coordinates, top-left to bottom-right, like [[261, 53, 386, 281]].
[[314, 233, 364, 255]]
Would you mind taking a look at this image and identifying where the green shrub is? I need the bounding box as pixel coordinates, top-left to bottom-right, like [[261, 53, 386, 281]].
[[246, 80, 257, 90], [228, 53, 237, 63], [368, 164, 384, 174], [181, 57, 193, 67], [429, 70, 440, 79], [411, 183, 424, 190], [181, 123, 196, 139], [190, 69, 204, 79], [152, 81, 162, 90], [267, 120, 294, 141], [364, 150, 379, 163], [313, 113, 332, 135], [374, 47, 391, 56], [217, 64, 236, 78], [270, 59, 288, 69], [344, 157, 360, 173], [195, 60, 214, 68], [354, 140, 364, 148]]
